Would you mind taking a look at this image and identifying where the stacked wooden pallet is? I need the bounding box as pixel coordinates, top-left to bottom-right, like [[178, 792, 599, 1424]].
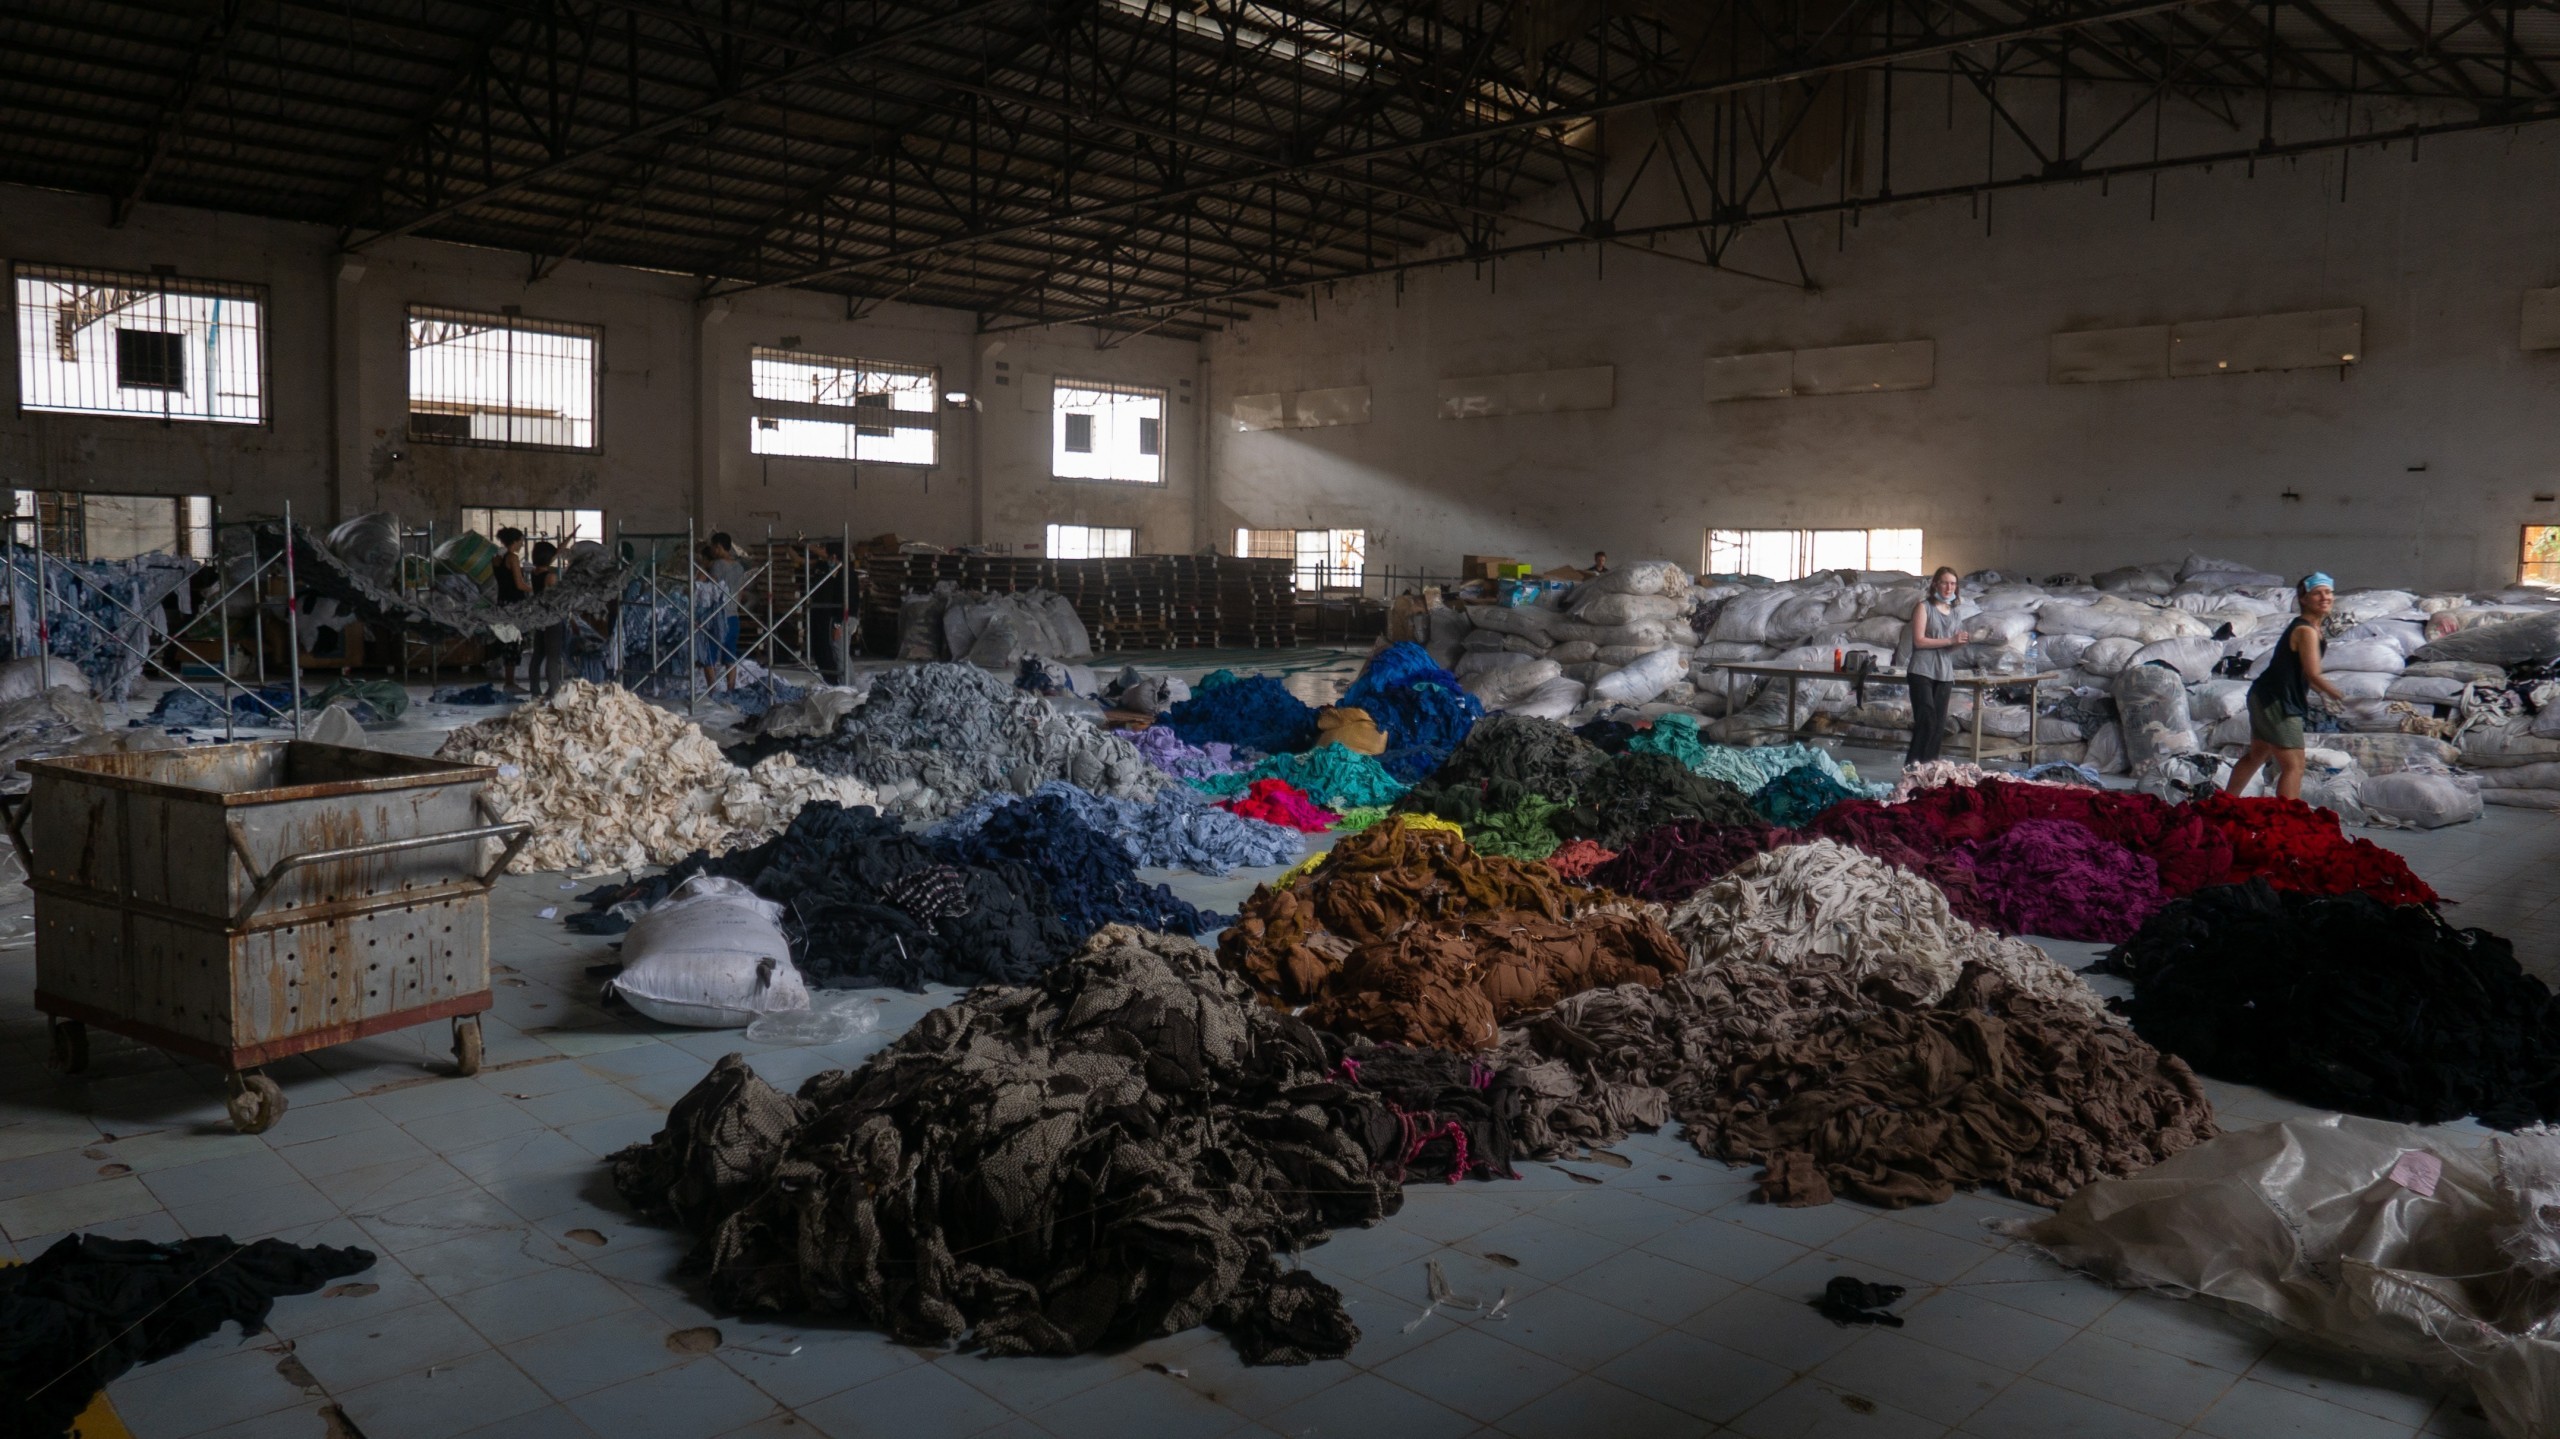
[[1217, 556, 1298, 647], [861, 550, 1300, 655]]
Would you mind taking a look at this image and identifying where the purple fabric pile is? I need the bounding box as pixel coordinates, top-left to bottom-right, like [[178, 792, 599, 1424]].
[[1129, 723, 1248, 781], [1960, 818, 2167, 943]]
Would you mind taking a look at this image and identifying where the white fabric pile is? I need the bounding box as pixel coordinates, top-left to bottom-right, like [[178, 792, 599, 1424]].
[[438, 680, 878, 874], [1661, 840, 2107, 1021]]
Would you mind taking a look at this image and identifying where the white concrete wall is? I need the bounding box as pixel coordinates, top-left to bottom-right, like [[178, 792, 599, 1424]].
[[0, 182, 1205, 553], [1207, 107, 2560, 592]]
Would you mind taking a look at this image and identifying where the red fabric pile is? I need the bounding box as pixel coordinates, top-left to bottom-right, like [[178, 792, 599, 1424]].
[[1542, 838, 1618, 880], [1588, 821, 1797, 902], [1219, 778, 1340, 832], [2187, 791, 2439, 905], [1824, 779, 2236, 897]]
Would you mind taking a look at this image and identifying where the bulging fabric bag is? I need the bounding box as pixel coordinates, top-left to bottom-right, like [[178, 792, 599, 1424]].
[[607, 875, 809, 1027]]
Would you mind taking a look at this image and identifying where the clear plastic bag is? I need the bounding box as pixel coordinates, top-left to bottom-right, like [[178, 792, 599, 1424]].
[[745, 991, 884, 1045]]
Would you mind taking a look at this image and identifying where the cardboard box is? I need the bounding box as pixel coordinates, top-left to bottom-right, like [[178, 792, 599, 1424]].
[[1461, 554, 1516, 581]]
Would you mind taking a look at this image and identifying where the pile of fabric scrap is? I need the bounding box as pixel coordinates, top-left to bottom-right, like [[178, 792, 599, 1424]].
[[928, 779, 1301, 877], [927, 786, 1231, 935], [439, 680, 876, 873], [1128, 723, 1247, 781], [1337, 642, 1483, 780], [2096, 881, 2560, 1126], [1220, 778, 1340, 832], [746, 662, 1167, 819], [1193, 741, 1411, 809], [582, 802, 1074, 988], [1218, 819, 1685, 1051], [1161, 673, 1318, 755], [612, 928, 1419, 1365]]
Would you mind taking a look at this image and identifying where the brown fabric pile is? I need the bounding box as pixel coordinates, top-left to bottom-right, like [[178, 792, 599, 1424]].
[[1689, 965, 2217, 1207], [1220, 819, 1684, 1051], [611, 927, 1412, 1366]]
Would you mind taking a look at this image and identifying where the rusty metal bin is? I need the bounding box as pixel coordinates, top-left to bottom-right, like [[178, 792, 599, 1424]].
[[5, 741, 530, 1133]]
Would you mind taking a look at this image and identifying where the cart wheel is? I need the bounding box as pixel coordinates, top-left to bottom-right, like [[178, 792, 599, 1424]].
[[45, 1020, 87, 1075], [451, 1016, 483, 1077], [225, 1072, 286, 1135]]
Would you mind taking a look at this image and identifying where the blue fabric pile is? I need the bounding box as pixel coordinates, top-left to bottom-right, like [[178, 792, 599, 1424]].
[[928, 780, 1301, 878], [430, 683, 515, 706], [1161, 675, 1316, 755], [1749, 763, 1867, 827], [147, 684, 302, 729], [1340, 643, 1483, 783], [2020, 761, 2106, 788], [930, 788, 1229, 935]]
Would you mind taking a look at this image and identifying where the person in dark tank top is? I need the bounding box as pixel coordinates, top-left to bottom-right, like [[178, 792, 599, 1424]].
[[2225, 573, 2348, 800]]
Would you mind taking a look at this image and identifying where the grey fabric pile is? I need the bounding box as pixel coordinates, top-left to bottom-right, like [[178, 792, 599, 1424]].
[[611, 927, 1403, 1365], [286, 520, 631, 641], [765, 662, 1167, 818]]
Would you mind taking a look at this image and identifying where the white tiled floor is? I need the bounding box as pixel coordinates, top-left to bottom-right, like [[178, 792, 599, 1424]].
[[0, 709, 2546, 1437]]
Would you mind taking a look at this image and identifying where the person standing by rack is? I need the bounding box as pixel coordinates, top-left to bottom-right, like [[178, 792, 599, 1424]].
[[528, 540, 567, 699], [491, 527, 530, 695], [1904, 565, 1973, 767], [699, 532, 748, 691]]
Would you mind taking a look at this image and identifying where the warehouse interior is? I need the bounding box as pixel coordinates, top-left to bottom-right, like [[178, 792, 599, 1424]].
[[3, 0, 2560, 1435]]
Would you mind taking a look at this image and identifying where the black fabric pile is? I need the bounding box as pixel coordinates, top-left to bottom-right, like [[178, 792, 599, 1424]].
[[2096, 880, 2560, 1127], [3, 1234, 375, 1439], [574, 803, 1075, 990], [611, 927, 1412, 1366], [1812, 1276, 1906, 1328], [1563, 752, 1759, 849], [1394, 715, 1606, 824], [929, 788, 1226, 936], [1328, 1039, 1533, 1184], [1572, 718, 1644, 754]]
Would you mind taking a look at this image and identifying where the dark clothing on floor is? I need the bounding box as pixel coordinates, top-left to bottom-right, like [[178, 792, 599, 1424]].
[[1, 1233, 375, 1439], [1905, 675, 1953, 765]]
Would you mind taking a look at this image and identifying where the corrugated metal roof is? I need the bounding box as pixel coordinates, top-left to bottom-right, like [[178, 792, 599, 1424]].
[[0, 0, 2551, 337]]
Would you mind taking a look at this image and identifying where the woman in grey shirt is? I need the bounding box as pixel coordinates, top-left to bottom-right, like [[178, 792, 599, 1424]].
[[1905, 566, 1972, 766]]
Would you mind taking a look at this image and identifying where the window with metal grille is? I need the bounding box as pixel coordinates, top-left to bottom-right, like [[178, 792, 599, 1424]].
[[2525, 526, 2560, 587], [13, 264, 266, 424], [1046, 523, 1133, 559], [1705, 527, 1924, 582], [1237, 527, 1364, 589], [461, 507, 604, 547], [12, 490, 214, 560], [748, 349, 937, 465], [1053, 379, 1165, 483], [407, 305, 600, 450]]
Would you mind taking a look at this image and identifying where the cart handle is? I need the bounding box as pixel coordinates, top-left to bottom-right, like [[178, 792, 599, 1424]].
[[223, 820, 533, 927]]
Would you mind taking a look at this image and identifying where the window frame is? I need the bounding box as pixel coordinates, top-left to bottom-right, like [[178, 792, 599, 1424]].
[[405, 304, 603, 453], [1045, 523, 1135, 559], [2524, 525, 2560, 587], [1236, 526, 1365, 590], [12, 262, 270, 426], [12, 489, 216, 560], [1705, 527, 1923, 582], [460, 506, 607, 548], [1051, 377, 1168, 485], [746, 347, 940, 467]]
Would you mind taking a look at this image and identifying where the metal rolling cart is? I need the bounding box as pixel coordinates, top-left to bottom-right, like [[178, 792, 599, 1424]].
[[4, 741, 530, 1133]]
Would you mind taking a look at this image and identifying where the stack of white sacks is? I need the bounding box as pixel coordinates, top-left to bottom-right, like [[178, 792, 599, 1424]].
[[1420, 552, 2560, 828]]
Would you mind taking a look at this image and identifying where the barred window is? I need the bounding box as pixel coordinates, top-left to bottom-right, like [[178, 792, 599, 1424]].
[[1046, 523, 1133, 559], [13, 264, 266, 424], [1238, 527, 1364, 589], [749, 349, 937, 465], [1053, 379, 1165, 483], [461, 507, 604, 546], [1705, 528, 1923, 581], [407, 305, 600, 450]]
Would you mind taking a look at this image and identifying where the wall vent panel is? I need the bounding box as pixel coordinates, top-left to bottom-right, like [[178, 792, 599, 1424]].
[[2168, 308, 2361, 376], [1437, 366, 1613, 418], [2050, 326, 2170, 383]]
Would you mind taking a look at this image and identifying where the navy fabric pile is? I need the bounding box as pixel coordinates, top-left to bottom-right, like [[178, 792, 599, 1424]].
[[931, 788, 1229, 936], [1162, 676, 1317, 755], [146, 683, 302, 729], [578, 803, 1076, 990], [430, 683, 514, 705]]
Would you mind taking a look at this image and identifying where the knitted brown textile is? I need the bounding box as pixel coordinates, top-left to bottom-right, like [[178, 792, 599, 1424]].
[[1221, 820, 1685, 1051], [1681, 965, 2217, 1208], [611, 927, 1410, 1365]]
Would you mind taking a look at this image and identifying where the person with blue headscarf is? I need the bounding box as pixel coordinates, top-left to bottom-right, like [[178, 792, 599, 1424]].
[[2226, 572, 2347, 799]]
